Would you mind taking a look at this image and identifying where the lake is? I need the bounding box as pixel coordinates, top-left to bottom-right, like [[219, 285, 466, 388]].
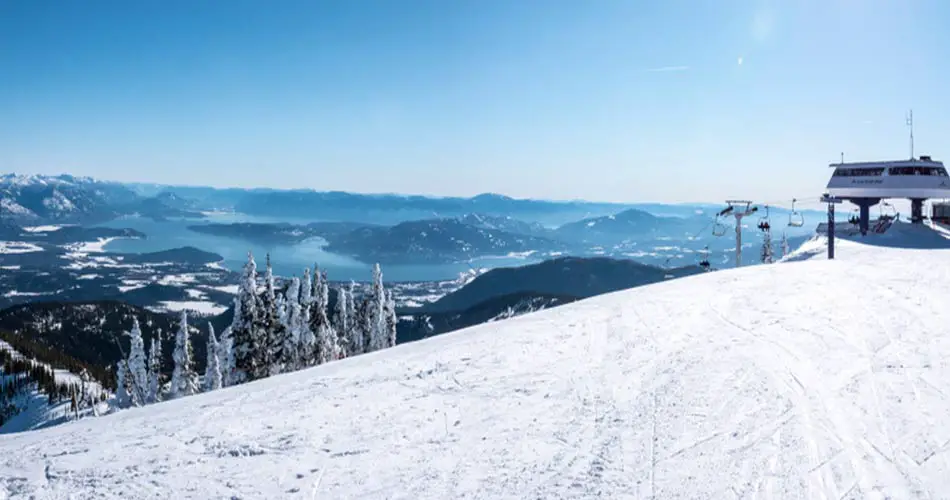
[[94, 214, 541, 282]]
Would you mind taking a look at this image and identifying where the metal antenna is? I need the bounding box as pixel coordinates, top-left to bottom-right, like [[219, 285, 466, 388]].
[[907, 109, 915, 160], [721, 200, 758, 268]]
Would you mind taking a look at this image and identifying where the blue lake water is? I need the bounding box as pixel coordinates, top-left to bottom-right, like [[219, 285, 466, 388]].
[[94, 214, 540, 282]]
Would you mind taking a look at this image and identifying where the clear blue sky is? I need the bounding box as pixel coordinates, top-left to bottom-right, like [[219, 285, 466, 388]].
[[2, 0, 948, 204]]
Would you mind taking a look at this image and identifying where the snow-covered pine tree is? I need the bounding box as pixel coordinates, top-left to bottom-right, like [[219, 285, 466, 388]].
[[114, 361, 131, 409], [217, 325, 234, 387], [126, 317, 148, 406], [309, 268, 336, 364], [279, 277, 301, 373], [333, 286, 349, 359], [367, 263, 387, 352], [259, 253, 283, 377], [296, 280, 315, 369], [204, 323, 222, 392], [781, 232, 790, 258], [169, 310, 198, 399], [384, 289, 397, 348], [147, 335, 162, 403], [346, 281, 363, 356], [359, 295, 375, 354], [761, 230, 773, 264], [231, 252, 262, 384], [300, 267, 313, 306]]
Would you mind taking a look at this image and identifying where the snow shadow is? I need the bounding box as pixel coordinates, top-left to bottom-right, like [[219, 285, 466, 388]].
[[836, 222, 950, 250]]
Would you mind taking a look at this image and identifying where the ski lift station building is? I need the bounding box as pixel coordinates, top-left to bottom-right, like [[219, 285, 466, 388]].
[[824, 155, 950, 234]]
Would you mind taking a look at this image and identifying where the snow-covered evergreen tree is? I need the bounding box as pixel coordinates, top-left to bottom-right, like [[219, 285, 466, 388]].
[[147, 336, 162, 403], [358, 296, 374, 354], [346, 282, 362, 356], [300, 267, 312, 306], [366, 263, 387, 352], [204, 323, 222, 392], [781, 232, 790, 258], [231, 252, 262, 384], [114, 361, 131, 409], [309, 268, 336, 364], [217, 325, 234, 387], [278, 277, 302, 373], [169, 310, 198, 399], [259, 253, 281, 377], [761, 230, 773, 264], [333, 286, 350, 358], [384, 290, 398, 348], [126, 317, 148, 406]]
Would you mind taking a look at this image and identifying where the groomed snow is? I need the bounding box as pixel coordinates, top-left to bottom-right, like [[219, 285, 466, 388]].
[[3, 223, 950, 498]]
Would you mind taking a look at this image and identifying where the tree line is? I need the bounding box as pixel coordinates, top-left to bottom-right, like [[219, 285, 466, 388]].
[[113, 253, 398, 407], [0, 346, 106, 427]]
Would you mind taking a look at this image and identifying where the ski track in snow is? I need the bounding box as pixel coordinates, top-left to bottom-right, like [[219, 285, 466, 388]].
[[3, 224, 950, 498]]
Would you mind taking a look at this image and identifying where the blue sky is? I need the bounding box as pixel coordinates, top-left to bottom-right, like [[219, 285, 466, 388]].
[[2, 0, 948, 204]]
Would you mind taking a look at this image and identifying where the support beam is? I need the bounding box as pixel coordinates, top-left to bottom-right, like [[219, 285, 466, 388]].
[[911, 198, 925, 223], [848, 198, 880, 236], [822, 194, 843, 260]]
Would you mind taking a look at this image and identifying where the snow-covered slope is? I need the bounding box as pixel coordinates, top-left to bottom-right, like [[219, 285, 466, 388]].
[[3, 222, 950, 498]]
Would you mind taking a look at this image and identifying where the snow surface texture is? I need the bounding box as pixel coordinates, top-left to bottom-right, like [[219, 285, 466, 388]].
[[3, 222, 950, 498]]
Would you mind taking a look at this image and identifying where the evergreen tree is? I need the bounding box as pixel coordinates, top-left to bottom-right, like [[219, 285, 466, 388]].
[[300, 267, 313, 306], [296, 277, 316, 369], [169, 310, 198, 399], [217, 325, 234, 387], [114, 361, 130, 409], [147, 335, 162, 403], [761, 230, 773, 264], [781, 232, 790, 258], [231, 252, 262, 384], [384, 290, 398, 348], [359, 296, 374, 354], [204, 323, 222, 392], [126, 317, 148, 406], [309, 268, 336, 364], [346, 282, 362, 356], [333, 286, 350, 359], [259, 253, 281, 377], [366, 263, 387, 352], [279, 277, 302, 373]]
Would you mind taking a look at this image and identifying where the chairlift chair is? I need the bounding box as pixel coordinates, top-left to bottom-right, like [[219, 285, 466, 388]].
[[757, 205, 771, 232], [848, 208, 860, 226], [787, 198, 805, 227], [712, 217, 728, 237], [698, 245, 711, 271]]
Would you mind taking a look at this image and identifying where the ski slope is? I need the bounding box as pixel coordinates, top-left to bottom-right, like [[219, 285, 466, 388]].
[[3, 222, 950, 499]]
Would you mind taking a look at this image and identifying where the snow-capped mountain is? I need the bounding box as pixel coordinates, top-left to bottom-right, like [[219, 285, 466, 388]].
[[555, 207, 704, 243], [2, 221, 949, 498], [455, 213, 552, 237], [326, 217, 567, 264], [0, 174, 138, 223], [0, 174, 208, 223]]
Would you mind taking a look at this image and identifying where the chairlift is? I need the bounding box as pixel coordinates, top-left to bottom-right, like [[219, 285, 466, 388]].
[[698, 246, 711, 271], [787, 198, 805, 227], [879, 201, 899, 221], [712, 216, 728, 237], [848, 208, 860, 226], [757, 205, 771, 232]]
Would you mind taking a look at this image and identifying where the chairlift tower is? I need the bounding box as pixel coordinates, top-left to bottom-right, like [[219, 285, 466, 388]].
[[821, 194, 843, 259], [719, 200, 758, 268]]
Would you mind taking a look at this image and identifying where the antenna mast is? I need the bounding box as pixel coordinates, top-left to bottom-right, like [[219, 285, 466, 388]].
[[907, 109, 915, 160]]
